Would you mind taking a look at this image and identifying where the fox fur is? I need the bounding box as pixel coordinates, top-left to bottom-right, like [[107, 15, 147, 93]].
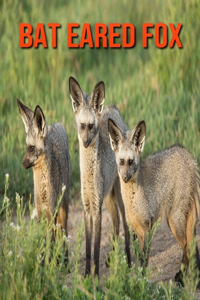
[[69, 77, 131, 278], [108, 115, 200, 285], [17, 99, 71, 240]]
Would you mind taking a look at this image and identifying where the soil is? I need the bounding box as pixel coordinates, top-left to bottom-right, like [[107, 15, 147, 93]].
[[68, 202, 200, 297]]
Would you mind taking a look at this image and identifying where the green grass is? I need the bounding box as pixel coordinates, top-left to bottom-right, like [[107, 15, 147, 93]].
[[1, 0, 200, 204], [2, 178, 199, 300], [0, 0, 200, 298]]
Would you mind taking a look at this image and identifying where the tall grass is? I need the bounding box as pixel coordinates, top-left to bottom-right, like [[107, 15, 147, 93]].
[[0, 0, 200, 205], [2, 177, 198, 299]]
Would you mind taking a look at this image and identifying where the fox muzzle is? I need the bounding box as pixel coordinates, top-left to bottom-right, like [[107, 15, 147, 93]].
[[22, 157, 34, 169], [83, 140, 90, 148], [122, 174, 132, 183]]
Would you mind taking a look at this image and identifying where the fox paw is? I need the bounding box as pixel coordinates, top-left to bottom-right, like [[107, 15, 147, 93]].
[[175, 270, 184, 287]]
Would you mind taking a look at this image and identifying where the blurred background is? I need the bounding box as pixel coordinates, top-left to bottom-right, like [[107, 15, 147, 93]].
[[0, 0, 200, 207]]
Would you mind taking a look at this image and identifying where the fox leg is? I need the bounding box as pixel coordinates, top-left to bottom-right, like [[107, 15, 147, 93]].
[[105, 188, 120, 237], [83, 195, 93, 276], [56, 199, 69, 265], [168, 214, 187, 285], [186, 202, 200, 274], [104, 187, 120, 266], [133, 222, 150, 271], [169, 202, 200, 286], [114, 178, 131, 267], [56, 203, 68, 234], [92, 196, 102, 278]]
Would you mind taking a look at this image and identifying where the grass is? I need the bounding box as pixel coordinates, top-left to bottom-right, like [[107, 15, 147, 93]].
[[2, 177, 199, 299], [0, 0, 200, 298], [1, 0, 200, 204]]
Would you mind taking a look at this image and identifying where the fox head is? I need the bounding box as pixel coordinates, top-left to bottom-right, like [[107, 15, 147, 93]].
[[17, 99, 47, 169], [108, 119, 146, 183], [69, 76, 105, 148]]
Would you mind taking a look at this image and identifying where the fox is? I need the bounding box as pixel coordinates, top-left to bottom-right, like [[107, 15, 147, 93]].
[[69, 77, 131, 278], [17, 99, 71, 252], [108, 115, 200, 285]]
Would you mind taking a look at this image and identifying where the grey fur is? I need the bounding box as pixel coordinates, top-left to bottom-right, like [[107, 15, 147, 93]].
[[69, 77, 131, 278], [17, 99, 71, 249], [108, 117, 200, 285]]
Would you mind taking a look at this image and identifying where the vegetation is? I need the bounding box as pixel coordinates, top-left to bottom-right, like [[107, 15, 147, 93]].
[[0, 0, 200, 298], [1, 0, 200, 203], [1, 176, 199, 299]]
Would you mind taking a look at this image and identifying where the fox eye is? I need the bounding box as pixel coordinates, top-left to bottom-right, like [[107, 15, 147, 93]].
[[89, 124, 94, 130], [129, 159, 134, 166], [29, 145, 35, 152], [81, 123, 85, 130], [120, 159, 124, 166]]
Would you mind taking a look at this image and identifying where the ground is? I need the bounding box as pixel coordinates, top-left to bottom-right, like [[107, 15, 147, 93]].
[[68, 201, 200, 297]]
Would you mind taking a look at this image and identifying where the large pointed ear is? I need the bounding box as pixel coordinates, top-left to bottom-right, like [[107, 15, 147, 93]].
[[131, 120, 146, 155], [91, 81, 105, 115], [69, 76, 83, 113], [17, 98, 34, 133], [108, 118, 122, 151], [33, 106, 46, 137]]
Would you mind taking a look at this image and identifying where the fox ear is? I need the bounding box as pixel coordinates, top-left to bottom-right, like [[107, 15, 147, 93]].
[[69, 76, 83, 113], [33, 106, 46, 137], [108, 118, 122, 151], [91, 81, 105, 115], [131, 120, 146, 155], [17, 98, 34, 133]]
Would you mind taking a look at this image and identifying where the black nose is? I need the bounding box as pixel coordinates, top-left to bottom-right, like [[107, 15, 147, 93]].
[[123, 175, 129, 183], [83, 140, 89, 148], [22, 160, 25, 165]]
